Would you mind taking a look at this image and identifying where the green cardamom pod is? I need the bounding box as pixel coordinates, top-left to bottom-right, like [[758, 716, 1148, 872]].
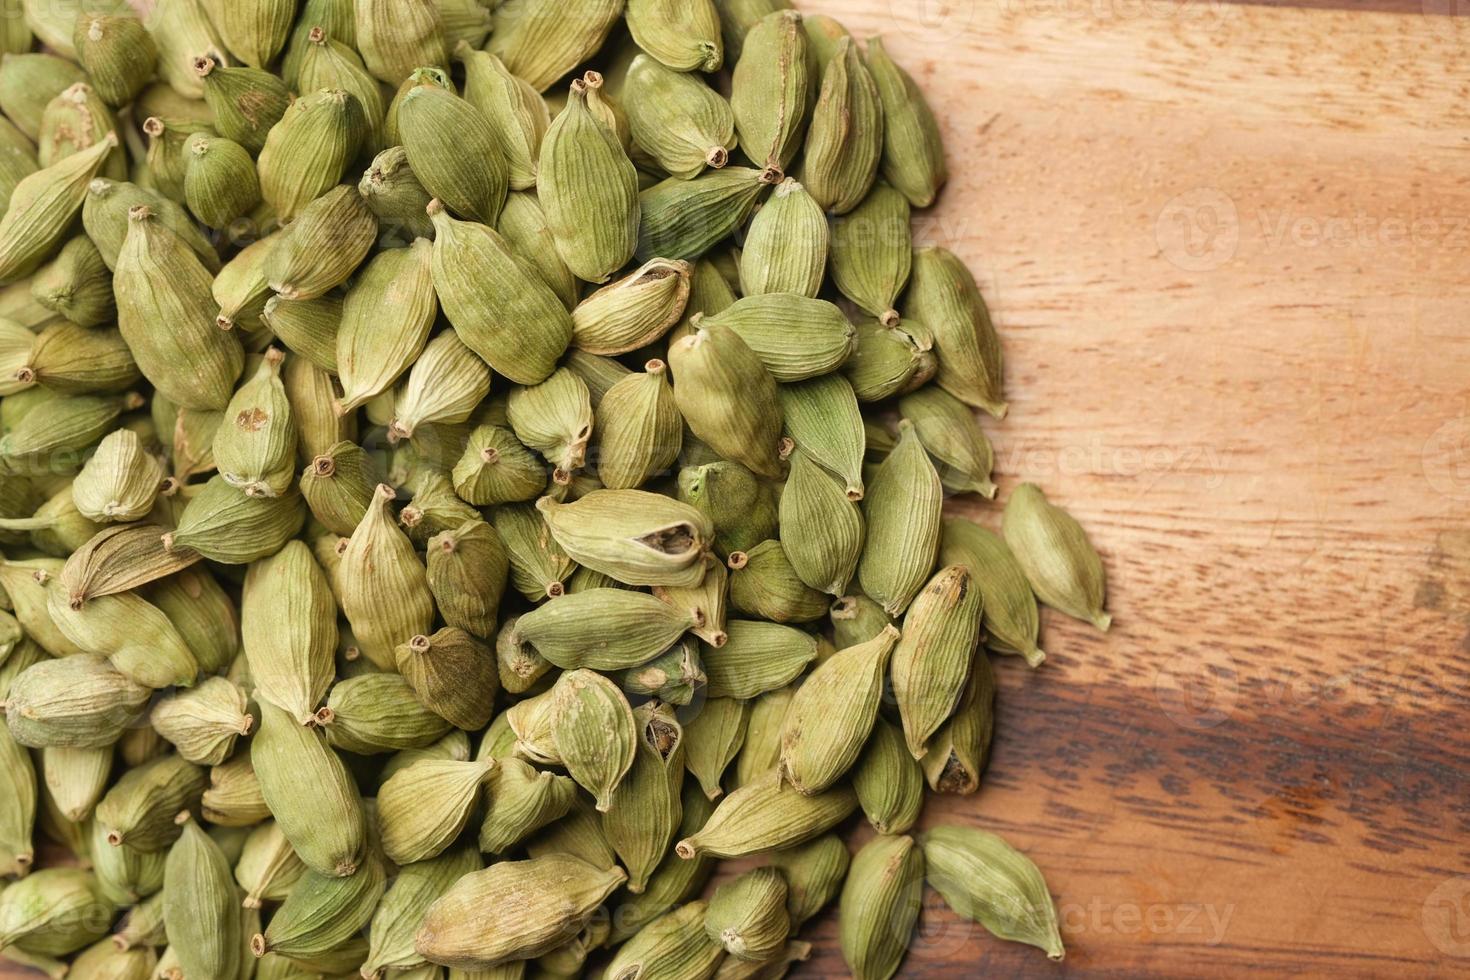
[[637, 166, 776, 262], [731, 9, 809, 174], [0, 559, 82, 657], [624, 54, 735, 180], [389, 329, 492, 441], [700, 294, 855, 382], [162, 474, 305, 563], [252, 701, 365, 876], [906, 245, 1006, 417], [779, 449, 864, 597], [768, 832, 849, 929], [619, 635, 706, 706], [357, 145, 434, 244], [496, 189, 580, 310], [537, 489, 709, 588], [89, 816, 164, 906], [675, 769, 855, 860], [451, 424, 544, 508], [428, 200, 572, 386], [148, 567, 239, 676], [488, 0, 624, 93], [425, 519, 508, 641], [36, 83, 125, 180], [830, 183, 911, 320], [395, 627, 499, 731], [0, 52, 85, 141], [194, 57, 288, 154], [830, 591, 894, 650], [800, 34, 882, 215], [589, 359, 683, 491], [415, 853, 627, 969], [0, 868, 111, 957], [0, 719, 35, 875], [95, 753, 206, 853], [920, 654, 995, 794], [651, 554, 728, 648], [507, 367, 594, 482], [702, 619, 816, 700], [919, 824, 1065, 960], [39, 743, 109, 825], [539, 75, 640, 284], [550, 667, 638, 811], [0, 135, 116, 282], [261, 293, 341, 374], [256, 89, 366, 221], [47, 587, 199, 690], [891, 564, 983, 759], [898, 385, 996, 497], [843, 316, 936, 403], [354, 0, 448, 85], [284, 356, 356, 466], [297, 27, 386, 152], [363, 846, 480, 977], [299, 440, 376, 536], [2, 652, 147, 748], [201, 753, 271, 828], [677, 460, 777, 558], [265, 184, 377, 301], [0, 391, 138, 476], [669, 321, 784, 479], [335, 484, 434, 669], [74, 12, 157, 109], [399, 84, 508, 225], [251, 850, 387, 960], [707, 866, 789, 962], [182, 132, 259, 230], [1003, 482, 1110, 630], [70, 429, 165, 523], [30, 235, 115, 328], [628, 0, 723, 72], [732, 683, 792, 788], [779, 374, 864, 500], [378, 756, 496, 865], [110, 890, 169, 953], [59, 524, 199, 610], [853, 717, 925, 838], [235, 820, 305, 908], [494, 630, 552, 702], [740, 179, 827, 300], [867, 36, 947, 207], [839, 833, 926, 980], [213, 348, 297, 497], [606, 900, 725, 980], [83, 177, 220, 273], [572, 259, 692, 356], [164, 812, 242, 980], [604, 699, 686, 892], [779, 624, 899, 793], [240, 540, 337, 725], [477, 757, 576, 854], [494, 501, 576, 601], [383, 66, 455, 146], [682, 694, 749, 801], [150, 677, 252, 766], [213, 0, 293, 67], [319, 672, 452, 754], [514, 588, 695, 672], [727, 539, 829, 624], [335, 238, 437, 412], [456, 44, 549, 192], [859, 420, 942, 617]]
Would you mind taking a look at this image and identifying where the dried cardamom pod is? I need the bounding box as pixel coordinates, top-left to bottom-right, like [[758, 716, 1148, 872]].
[[298, 441, 375, 536], [162, 474, 305, 563], [363, 847, 480, 978], [488, 0, 624, 93], [550, 668, 638, 811], [584, 361, 682, 491], [416, 854, 627, 969], [164, 812, 242, 980], [111, 891, 169, 953], [251, 700, 365, 876], [83, 178, 220, 273], [830, 183, 912, 321], [839, 834, 926, 980], [0, 868, 111, 957], [779, 624, 899, 793], [677, 460, 778, 558], [251, 850, 386, 960], [920, 653, 994, 795], [537, 489, 710, 588], [920, 824, 1065, 960], [728, 539, 830, 623], [357, 146, 434, 245], [741, 177, 830, 301], [605, 900, 724, 980], [0, 720, 35, 876], [844, 317, 935, 404], [335, 484, 434, 668], [624, 54, 736, 180], [389, 330, 491, 442], [297, 27, 386, 151], [139, 114, 199, 201], [496, 189, 580, 310], [255, 89, 366, 221], [899, 385, 997, 497], [89, 815, 165, 906], [48, 586, 200, 690], [265, 185, 377, 301], [707, 866, 789, 962], [732, 683, 793, 787], [700, 294, 855, 382], [423, 520, 507, 642], [194, 57, 289, 154], [637, 166, 777, 262], [854, 716, 926, 837], [334, 238, 437, 412], [394, 628, 499, 731], [201, 753, 271, 828], [115, 205, 242, 410], [676, 770, 855, 860], [539, 75, 640, 284], [1003, 483, 1110, 630], [604, 699, 685, 892], [477, 757, 576, 855], [669, 322, 784, 480], [150, 678, 253, 766], [399, 84, 508, 225], [0, 391, 138, 476], [859, 421, 942, 617], [58, 524, 198, 610], [235, 822, 305, 909], [428, 201, 573, 386], [731, 9, 808, 173], [652, 554, 728, 648], [36, 83, 124, 179], [261, 293, 341, 374], [702, 619, 817, 700], [354, 0, 447, 84], [801, 35, 882, 214], [70, 430, 165, 523], [779, 374, 864, 501], [95, 753, 206, 852], [2, 652, 147, 748], [378, 756, 496, 865], [682, 695, 750, 801], [906, 245, 1006, 417], [494, 501, 576, 601], [619, 636, 706, 706], [74, 12, 157, 108], [867, 36, 947, 207], [182, 133, 259, 230], [0, 135, 117, 282], [768, 832, 849, 929], [30, 235, 115, 328], [39, 743, 109, 825], [319, 672, 452, 754], [779, 449, 864, 597], [572, 260, 691, 356], [214, 348, 297, 497], [456, 45, 548, 192], [891, 564, 983, 760]]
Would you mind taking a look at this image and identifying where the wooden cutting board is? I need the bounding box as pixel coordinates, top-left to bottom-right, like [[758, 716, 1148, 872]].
[[6, 1, 1468, 977], [787, 0, 1470, 976]]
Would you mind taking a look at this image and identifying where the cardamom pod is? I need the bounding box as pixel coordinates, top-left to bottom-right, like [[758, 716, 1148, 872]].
[[919, 824, 1065, 960], [150, 677, 253, 766], [506, 367, 594, 481], [494, 501, 576, 601], [35, 83, 125, 180], [551, 668, 638, 811], [74, 12, 157, 109], [2, 652, 147, 748], [363, 847, 480, 977], [801, 34, 882, 214], [707, 866, 789, 962], [336, 484, 434, 668], [201, 753, 271, 828], [213, 348, 297, 497], [898, 385, 997, 497], [728, 539, 830, 623], [357, 145, 434, 244], [235, 821, 304, 908], [0, 868, 111, 957], [854, 716, 925, 838], [496, 189, 580, 310], [604, 699, 686, 892], [261, 293, 341, 374], [354, 0, 448, 85], [732, 683, 793, 788], [284, 357, 356, 466], [839, 833, 925, 980], [906, 245, 1006, 417], [0, 52, 85, 141], [0, 391, 138, 476], [428, 200, 572, 386], [859, 420, 942, 617], [699, 294, 855, 382], [425, 519, 508, 641], [867, 36, 947, 207], [399, 84, 508, 225], [702, 619, 817, 700], [194, 57, 289, 154], [89, 816, 165, 906], [299, 440, 377, 536], [668, 322, 784, 479], [768, 832, 849, 929], [389, 329, 491, 442], [0, 135, 116, 282], [606, 900, 725, 980], [1003, 483, 1110, 630], [740, 179, 827, 300], [164, 812, 242, 980], [30, 235, 115, 328], [637, 167, 776, 262], [682, 695, 749, 801], [318, 672, 452, 754], [255, 89, 366, 221], [843, 316, 937, 403], [619, 636, 706, 706], [383, 65, 455, 146], [891, 564, 983, 759], [677, 460, 778, 557], [537, 489, 710, 588], [457, 44, 548, 192], [0, 719, 35, 875], [70, 429, 166, 523], [779, 374, 864, 500], [675, 769, 855, 860], [251, 700, 365, 876], [395, 628, 499, 731], [265, 184, 377, 301], [335, 238, 437, 412], [572, 259, 692, 356], [830, 183, 911, 320], [95, 753, 206, 853], [296, 27, 386, 152], [488, 0, 624, 93], [83, 177, 220, 273], [779, 449, 864, 597], [451, 424, 545, 508], [477, 757, 576, 854], [239, 540, 336, 724], [779, 624, 899, 793], [624, 54, 736, 180], [415, 854, 627, 969], [251, 850, 386, 959], [628, 0, 723, 72], [539, 75, 640, 284], [48, 587, 199, 690], [378, 756, 496, 865], [182, 132, 259, 230], [39, 743, 109, 825], [162, 474, 305, 563], [589, 359, 683, 490], [920, 654, 995, 794], [730, 9, 808, 174]]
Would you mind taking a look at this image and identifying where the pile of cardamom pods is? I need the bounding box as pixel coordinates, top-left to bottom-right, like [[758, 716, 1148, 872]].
[[0, 0, 1114, 977]]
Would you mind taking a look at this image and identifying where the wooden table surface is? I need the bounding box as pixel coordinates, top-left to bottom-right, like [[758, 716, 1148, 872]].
[[785, 0, 1470, 976], [7, 0, 1469, 977]]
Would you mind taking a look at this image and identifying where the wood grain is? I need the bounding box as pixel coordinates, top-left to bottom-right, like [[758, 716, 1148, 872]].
[[786, 0, 1470, 976]]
